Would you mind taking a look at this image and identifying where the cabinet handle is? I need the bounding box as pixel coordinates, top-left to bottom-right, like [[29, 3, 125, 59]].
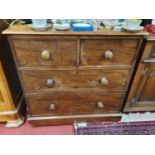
[[97, 102, 104, 109], [49, 104, 56, 110], [46, 79, 55, 88], [105, 50, 114, 59], [41, 50, 50, 60], [100, 77, 109, 85]]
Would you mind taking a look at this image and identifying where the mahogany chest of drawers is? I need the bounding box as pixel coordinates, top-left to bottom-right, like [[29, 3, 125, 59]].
[[3, 24, 148, 126]]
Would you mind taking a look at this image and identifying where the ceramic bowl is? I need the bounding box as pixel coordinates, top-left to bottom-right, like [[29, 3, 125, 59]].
[[53, 23, 70, 30], [71, 19, 84, 24], [126, 19, 142, 29], [31, 19, 47, 28]]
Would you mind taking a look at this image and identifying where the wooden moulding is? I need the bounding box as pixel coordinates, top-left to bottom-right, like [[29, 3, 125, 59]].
[[28, 113, 122, 126], [0, 94, 26, 128]]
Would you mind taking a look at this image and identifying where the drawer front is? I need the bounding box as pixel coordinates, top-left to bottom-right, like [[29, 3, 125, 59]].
[[12, 39, 78, 67], [27, 91, 123, 116], [80, 39, 139, 66], [21, 68, 130, 93]]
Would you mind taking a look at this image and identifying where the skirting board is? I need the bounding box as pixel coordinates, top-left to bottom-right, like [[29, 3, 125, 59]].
[[28, 113, 122, 126]]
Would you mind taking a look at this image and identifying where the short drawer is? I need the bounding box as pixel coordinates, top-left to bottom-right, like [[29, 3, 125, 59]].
[[12, 39, 78, 67], [21, 68, 130, 93], [80, 39, 139, 66], [27, 91, 123, 116]]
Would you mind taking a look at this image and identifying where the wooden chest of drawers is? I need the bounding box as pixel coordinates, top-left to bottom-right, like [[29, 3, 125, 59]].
[[3, 24, 148, 126]]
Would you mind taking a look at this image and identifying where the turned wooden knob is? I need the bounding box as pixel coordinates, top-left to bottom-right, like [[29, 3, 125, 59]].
[[49, 104, 56, 110], [46, 79, 55, 88], [100, 77, 109, 85], [41, 50, 50, 60], [97, 102, 104, 109], [105, 50, 114, 59]]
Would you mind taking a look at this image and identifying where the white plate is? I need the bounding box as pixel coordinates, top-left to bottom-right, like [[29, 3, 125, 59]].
[[102, 19, 125, 27], [53, 23, 70, 30], [122, 25, 144, 32], [28, 24, 52, 31]]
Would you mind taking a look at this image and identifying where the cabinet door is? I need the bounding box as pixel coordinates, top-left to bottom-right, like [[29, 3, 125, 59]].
[[124, 40, 155, 112], [124, 63, 155, 111], [135, 64, 155, 102]]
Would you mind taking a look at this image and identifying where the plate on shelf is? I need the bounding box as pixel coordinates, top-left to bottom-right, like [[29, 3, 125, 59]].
[[28, 24, 52, 31], [53, 23, 70, 30], [122, 25, 144, 32]]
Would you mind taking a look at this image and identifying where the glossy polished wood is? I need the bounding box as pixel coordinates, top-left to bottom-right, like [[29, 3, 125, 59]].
[[0, 20, 25, 127], [0, 62, 14, 111]]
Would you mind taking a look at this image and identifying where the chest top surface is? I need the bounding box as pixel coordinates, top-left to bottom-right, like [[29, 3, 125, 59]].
[[2, 24, 149, 36]]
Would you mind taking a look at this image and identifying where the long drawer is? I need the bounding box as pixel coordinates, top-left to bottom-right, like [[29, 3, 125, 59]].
[[80, 39, 139, 66], [12, 39, 78, 67], [21, 68, 130, 93], [27, 91, 123, 116]]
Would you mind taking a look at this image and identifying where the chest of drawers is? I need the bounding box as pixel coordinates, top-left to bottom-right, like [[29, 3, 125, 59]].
[[3, 24, 147, 126]]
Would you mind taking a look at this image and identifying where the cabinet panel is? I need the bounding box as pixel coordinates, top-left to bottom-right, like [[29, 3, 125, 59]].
[[124, 40, 155, 112], [138, 64, 155, 101], [0, 63, 14, 111]]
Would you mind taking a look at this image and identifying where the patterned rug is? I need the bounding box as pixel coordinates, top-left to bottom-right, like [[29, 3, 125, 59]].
[[74, 121, 155, 135]]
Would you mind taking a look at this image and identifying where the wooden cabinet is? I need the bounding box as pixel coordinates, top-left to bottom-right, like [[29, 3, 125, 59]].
[[0, 20, 25, 127], [124, 36, 155, 112], [3, 24, 147, 126]]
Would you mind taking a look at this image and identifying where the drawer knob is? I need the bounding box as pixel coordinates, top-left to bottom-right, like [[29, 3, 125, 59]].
[[46, 79, 55, 88], [100, 77, 109, 85], [105, 50, 113, 59], [41, 50, 50, 60], [97, 102, 104, 109], [49, 104, 56, 110]]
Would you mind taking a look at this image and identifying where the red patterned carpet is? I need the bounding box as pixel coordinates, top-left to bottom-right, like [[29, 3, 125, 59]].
[[74, 121, 155, 135], [0, 122, 74, 135]]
